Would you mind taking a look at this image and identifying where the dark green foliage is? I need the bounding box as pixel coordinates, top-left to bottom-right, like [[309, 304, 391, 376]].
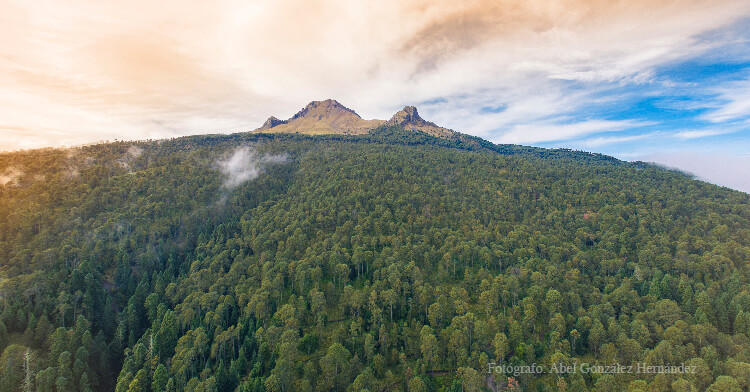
[[298, 333, 320, 355], [0, 129, 749, 391]]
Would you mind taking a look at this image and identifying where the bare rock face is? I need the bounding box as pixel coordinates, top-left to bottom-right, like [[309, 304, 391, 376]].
[[254, 100, 457, 139], [260, 116, 286, 129], [386, 106, 457, 139], [254, 99, 383, 135], [290, 99, 359, 120], [387, 106, 427, 127]]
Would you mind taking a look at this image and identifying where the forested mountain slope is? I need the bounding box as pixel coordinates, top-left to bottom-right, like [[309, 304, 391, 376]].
[[0, 126, 749, 392]]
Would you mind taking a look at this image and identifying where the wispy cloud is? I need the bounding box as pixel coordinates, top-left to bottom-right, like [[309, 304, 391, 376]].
[[673, 129, 735, 139], [2, 0, 750, 151], [0, 167, 23, 186], [700, 77, 750, 123], [2, 0, 750, 192], [578, 132, 662, 148], [496, 119, 650, 145], [217, 147, 288, 189]]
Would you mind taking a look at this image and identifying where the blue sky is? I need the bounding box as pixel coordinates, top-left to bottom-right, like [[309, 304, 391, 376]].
[[414, 14, 750, 192], [539, 58, 750, 155], [1, 0, 749, 192], [536, 26, 750, 192]]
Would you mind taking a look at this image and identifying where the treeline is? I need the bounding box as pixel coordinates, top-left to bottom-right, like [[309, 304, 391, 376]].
[[0, 128, 749, 391]]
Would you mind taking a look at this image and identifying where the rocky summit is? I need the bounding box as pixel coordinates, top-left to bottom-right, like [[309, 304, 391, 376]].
[[255, 99, 458, 139], [255, 99, 383, 135], [385, 105, 458, 139]]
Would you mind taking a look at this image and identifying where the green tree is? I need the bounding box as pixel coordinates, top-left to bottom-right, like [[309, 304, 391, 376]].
[[128, 368, 148, 392], [153, 363, 169, 392], [0, 321, 7, 351], [319, 343, 351, 391], [493, 332, 509, 362], [420, 326, 439, 370], [80, 372, 93, 392], [408, 375, 427, 392], [350, 367, 374, 391], [56, 351, 74, 391], [456, 367, 483, 392], [706, 376, 741, 392]]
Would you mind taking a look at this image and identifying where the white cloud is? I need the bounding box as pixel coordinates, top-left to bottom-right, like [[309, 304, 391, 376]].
[[217, 147, 288, 189], [701, 78, 750, 123], [0, 167, 23, 186], [1, 0, 750, 150], [673, 129, 734, 139], [641, 151, 750, 193], [495, 119, 649, 144], [578, 132, 661, 148]]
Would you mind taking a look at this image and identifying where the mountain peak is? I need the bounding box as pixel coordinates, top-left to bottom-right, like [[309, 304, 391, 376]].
[[259, 116, 286, 129], [384, 105, 462, 140], [253, 100, 459, 140], [388, 105, 423, 125], [291, 99, 362, 121], [310, 99, 345, 108], [300, 99, 346, 113], [255, 99, 382, 134]]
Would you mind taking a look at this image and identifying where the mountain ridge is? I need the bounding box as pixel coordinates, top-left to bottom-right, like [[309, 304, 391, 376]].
[[1, 104, 749, 392], [255, 99, 459, 138]]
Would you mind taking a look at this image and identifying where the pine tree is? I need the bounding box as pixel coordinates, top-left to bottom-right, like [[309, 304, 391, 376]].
[[152, 364, 169, 392], [79, 372, 92, 392]]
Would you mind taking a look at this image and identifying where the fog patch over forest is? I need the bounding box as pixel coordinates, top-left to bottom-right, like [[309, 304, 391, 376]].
[[0, 166, 22, 186], [0, 133, 748, 391], [217, 146, 288, 188], [126, 145, 143, 158], [644, 151, 750, 194], [114, 144, 145, 172]]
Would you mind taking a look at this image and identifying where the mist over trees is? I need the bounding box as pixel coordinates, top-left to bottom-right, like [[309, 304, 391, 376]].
[[0, 127, 749, 391]]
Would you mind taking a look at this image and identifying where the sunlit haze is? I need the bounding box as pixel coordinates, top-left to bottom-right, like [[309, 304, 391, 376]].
[[2, 0, 750, 191]]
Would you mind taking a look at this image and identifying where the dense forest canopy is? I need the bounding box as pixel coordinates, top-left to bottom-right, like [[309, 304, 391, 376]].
[[0, 126, 749, 391]]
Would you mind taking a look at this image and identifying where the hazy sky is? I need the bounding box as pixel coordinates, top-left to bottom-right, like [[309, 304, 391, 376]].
[[2, 0, 750, 192]]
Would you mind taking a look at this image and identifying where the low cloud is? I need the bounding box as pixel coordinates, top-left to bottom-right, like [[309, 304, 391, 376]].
[[217, 147, 288, 189], [641, 151, 750, 194], [127, 145, 144, 157], [0, 167, 23, 186], [117, 145, 145, 170], [2, 0, 750, 151]]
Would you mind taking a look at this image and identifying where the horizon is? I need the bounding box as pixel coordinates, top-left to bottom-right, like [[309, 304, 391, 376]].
[[2, 0, 750, 192]]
